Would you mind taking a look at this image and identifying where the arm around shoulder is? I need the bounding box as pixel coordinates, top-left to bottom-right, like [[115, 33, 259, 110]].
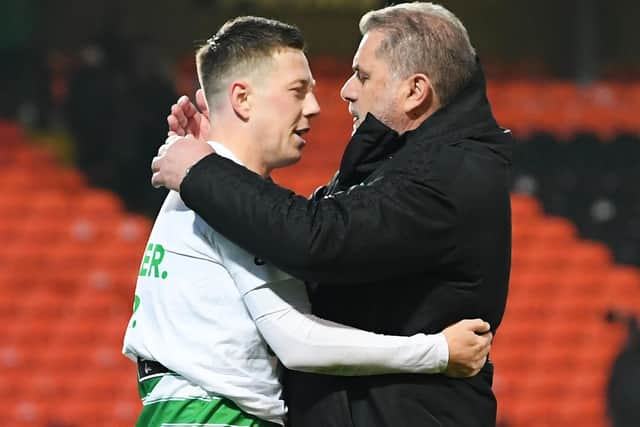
[[181, 155, 457, 284]]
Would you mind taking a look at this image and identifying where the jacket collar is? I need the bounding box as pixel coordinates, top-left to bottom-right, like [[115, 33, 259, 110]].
[[404, 58, 499, 145], [334, 114, 403, 190], [333, 59, 502, 190]]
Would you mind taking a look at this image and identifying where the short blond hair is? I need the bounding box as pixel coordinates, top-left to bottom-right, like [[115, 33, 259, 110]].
[[196, 16, 304, 110]]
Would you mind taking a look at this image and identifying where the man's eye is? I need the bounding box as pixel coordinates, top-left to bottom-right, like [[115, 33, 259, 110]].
[[292, 88, 306, 99], [356, 71, 368, 83]]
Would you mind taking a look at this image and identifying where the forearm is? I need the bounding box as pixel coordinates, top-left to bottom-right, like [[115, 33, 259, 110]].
[[181, 154, 314, 274], [243, 286, 449, 376]]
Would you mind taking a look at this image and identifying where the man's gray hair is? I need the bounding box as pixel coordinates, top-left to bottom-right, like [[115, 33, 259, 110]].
[[360, 2, 477, 106]]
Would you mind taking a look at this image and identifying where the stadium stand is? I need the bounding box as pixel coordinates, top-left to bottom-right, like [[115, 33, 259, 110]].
[[1, 74, 640, 426], [494, 194, 640, 427], [0, 121, 144, 426], [511, 132, 640, 267]]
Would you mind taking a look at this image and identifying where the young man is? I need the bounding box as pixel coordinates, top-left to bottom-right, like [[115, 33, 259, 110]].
[[129, 15, 492, 427]]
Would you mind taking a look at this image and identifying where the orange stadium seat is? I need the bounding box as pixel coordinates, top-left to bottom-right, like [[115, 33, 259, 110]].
[[536, 216, 577, 243], [503, 292, 549, 320], [515, 240, 571, 272], [555, 268, 607, 294], [11, 145, 57, 168], [20, 217, 71, 244], [109, 397, 141, 426], [49, 242, 97, 271], [54, 167, 87, 192], [543, 307, 603, 339], [5, 317, 53, 346], [522, 369, 571, 397], [566, 241, 612, 269], [50, 400, 105, 426], [3, 400, 51, 426], [3, 79, 640, 427], [64, 216, 100, 243], [90, 340, 131, 371], [548, 286, 606, 317], [66, 290, 121, 321], [559, 395, 607, 427], [494, 320, 541, 347], [0, 367, 29, 399], [496, 193, 640, 427], [508, 397, 561, 426], [0, 120, 25, 141], [19, 288, 67, 320], [37, 345, 86, 372], [28, 190, 71, 216], [604, 267, 640, 293], [94, 241, 147, 272], [0, 218, 24, 245], [0, 291, 19, 321], [29, 374, 73, 410], [74, 371, 125, 398], [116, 214, 153, 244], [568, 371, 609, 396], [0, 166, 64, 193], [0, 192, 31, 219], [50, 318, 102, 346], [2, 242, 48, 279], [75, 189, 124, 218], [509, 270, 557, 294]]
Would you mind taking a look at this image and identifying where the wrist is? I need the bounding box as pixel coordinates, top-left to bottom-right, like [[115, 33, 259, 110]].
[[434, 332, 450, 373]]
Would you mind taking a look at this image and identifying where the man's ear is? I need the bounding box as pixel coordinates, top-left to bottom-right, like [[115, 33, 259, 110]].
[[229, 80, 251, 121], [195, 88, 210, 117], [402, 73, 436, 117]]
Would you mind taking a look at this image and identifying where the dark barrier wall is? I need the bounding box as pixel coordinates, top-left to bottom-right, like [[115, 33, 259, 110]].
[[27, 0, 640, 78]]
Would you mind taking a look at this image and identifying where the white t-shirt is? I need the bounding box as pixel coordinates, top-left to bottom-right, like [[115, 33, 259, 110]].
[[123, 142, 449, 425]]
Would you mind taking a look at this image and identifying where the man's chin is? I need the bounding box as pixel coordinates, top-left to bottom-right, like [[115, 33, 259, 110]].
[[274, 153, 303, 169], [289, 152, 303, 165], [351, 119, 362, 135]]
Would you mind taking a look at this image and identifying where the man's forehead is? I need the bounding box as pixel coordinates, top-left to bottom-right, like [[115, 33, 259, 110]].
[[272, 47, 307, 63], [273, 48, 308, 66], [271, 50, 314, 85], [353, 30, 385, 67]]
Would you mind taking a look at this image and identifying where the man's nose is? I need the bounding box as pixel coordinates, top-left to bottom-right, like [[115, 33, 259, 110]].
[[340, 75, 358, 102], [304, 92, 321, 117]]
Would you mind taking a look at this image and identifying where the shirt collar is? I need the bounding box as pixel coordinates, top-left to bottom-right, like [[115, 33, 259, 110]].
[[206, 141, 244, 167]]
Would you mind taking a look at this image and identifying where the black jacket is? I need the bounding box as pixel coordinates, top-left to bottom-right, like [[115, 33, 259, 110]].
[[181, 62, 512, 427]]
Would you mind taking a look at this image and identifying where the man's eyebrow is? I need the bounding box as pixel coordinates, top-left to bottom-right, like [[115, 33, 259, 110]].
[[353, 64, 368, 74], [289, 78, 313, 88]]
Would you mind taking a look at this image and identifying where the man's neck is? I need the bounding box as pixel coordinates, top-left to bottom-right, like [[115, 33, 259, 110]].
[[208, 128, 270, 178], [400, 102, 441, 133]]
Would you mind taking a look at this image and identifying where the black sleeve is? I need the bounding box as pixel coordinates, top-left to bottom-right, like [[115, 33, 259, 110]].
[[180, 153, 457, 284]]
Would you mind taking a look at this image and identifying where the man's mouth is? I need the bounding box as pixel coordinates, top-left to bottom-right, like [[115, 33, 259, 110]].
[[293, 128, 310, 146], [349, 109, 360, 125], [351, 113, 360, 131], [293, 128, 310, 137]]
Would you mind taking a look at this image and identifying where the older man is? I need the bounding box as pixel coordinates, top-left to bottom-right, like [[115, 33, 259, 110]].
[[152, 3, 511, 426]]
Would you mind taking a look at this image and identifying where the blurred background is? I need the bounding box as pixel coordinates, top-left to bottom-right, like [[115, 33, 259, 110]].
[[1, 0, 640, 426]]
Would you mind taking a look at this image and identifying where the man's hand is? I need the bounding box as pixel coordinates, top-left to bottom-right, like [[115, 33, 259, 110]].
[[151, 135, 214, 191], [167, 89, 211, 141], [442, 319, 492, 378]]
